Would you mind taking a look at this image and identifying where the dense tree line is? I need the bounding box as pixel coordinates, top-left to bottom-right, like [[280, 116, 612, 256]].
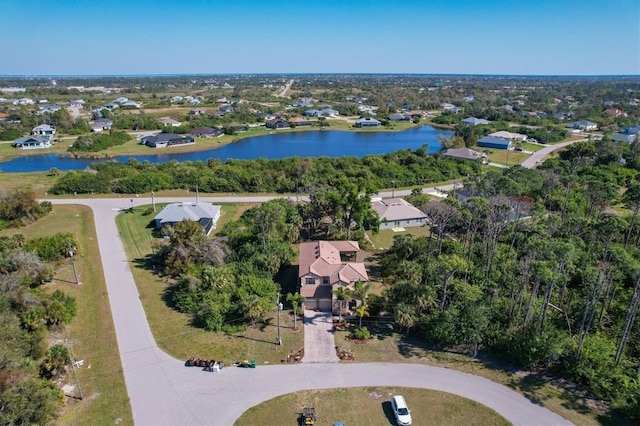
[[0, 233, 77, 425], [49, 147, 481, 195], [379, 140, 640, 421]]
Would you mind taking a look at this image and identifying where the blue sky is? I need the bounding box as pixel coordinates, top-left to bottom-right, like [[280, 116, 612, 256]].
[[2, 0, 639, 75]]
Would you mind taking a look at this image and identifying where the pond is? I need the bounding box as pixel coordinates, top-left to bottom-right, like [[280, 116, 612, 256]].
[[0, 125, 453, 173]]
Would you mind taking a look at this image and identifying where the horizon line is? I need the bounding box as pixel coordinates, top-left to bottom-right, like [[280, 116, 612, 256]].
[[0, 72, 639, 79]]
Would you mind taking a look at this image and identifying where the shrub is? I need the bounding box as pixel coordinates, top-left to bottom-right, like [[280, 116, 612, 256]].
[[352, 327, 371, 341]]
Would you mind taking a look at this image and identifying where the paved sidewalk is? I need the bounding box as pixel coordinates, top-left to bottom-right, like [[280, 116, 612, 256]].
[[302, 310, 339, 363]]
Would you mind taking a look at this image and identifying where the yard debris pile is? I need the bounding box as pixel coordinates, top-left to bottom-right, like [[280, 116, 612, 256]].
[[286, 347, 304, 363], [185, 357, 224, 372], [335, 346, 355, 360]]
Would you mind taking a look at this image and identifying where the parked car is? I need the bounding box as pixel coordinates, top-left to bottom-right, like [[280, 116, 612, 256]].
[[391, 395, 412, 425]]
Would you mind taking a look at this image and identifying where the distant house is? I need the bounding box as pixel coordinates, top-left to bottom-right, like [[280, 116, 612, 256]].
[[114, 96, 129, 104], [170, 96, 183, 103], [441, 103, 461, 113], [389, 113, 411, 122], [354, 117, 381, 128], [298, 240, 368, 312], [153, 202, 221, 235], [189, 108, 207, 116], [371, 198, 427, 230], [291, 99, 313, 108], [189, 126, 224, 138], [477, 135, 512, 150], [142, 133, 194, 148], [304, 109, 320, 117], [38, 104, 61, 114], [489, 130, 527, 142], [219, 105, 234, 114], [14, 135, 51, 149], [225, 122, 247, 132], [621, 125, 640, 135], [160, 117, 182, 127], [91, 118, 113, 132], [463, 95, 474, 102], [611, 133, 636, 143], [265, 118, 290, 129], [442, 147, 486, 162], [32, 124, 56, 136], [216, 96, 228, 104], [462, 117, 490, 126], [67, 98, 85, 107], [318, 108, 339, 116], [604, 108, 627, 117], [567, 120, 598, 131], [288, 117, 312, 127], [120, 101, 141, 109]]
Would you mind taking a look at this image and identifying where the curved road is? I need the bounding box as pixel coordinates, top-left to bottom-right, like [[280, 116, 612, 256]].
[[50, 194, 572, 425]]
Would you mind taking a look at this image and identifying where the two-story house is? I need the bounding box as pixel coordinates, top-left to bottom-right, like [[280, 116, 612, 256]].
[[298, 241, 368, 313]]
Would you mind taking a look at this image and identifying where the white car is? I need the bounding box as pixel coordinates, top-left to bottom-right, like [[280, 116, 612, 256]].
[[391, 395, 412, 425]]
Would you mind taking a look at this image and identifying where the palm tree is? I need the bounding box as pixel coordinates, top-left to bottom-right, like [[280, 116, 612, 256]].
[[286, 292, 305, 330], [355, 304, 369, 329], [333, 287, 353, 322], [353, 280, 374, 306], [395, 303, 417, 334]]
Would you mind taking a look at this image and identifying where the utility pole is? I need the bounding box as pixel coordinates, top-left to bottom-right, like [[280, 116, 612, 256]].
[[276, 292, 283, 345], [65, 340, 83, 400], [195, 184, 199, 203], [71, 253, 79, 285], [151, 190, 156, 212]]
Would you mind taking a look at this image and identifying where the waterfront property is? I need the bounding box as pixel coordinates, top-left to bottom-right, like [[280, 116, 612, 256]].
[[153, 202, 221, 235], [489, 130, 527, 142], [142, 133, 195, 148], [14, 135, 51, 149], [372, 197, 427, 230], [442, 147, 486, 162], [189, 126, 224, 138], [298, 240, 368, 313], [355, 117, 381, 128], [462, 117, 490, 126]]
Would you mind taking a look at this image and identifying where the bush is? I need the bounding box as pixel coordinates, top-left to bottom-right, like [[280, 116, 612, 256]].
[[352, 327, 371, 340], [69, 131, 130, 152]]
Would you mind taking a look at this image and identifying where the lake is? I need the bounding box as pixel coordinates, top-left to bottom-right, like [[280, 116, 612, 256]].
[[0, 125, 452, 173]]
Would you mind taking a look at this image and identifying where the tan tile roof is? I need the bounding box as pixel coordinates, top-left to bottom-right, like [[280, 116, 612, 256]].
[[298, 241, 368, 284]]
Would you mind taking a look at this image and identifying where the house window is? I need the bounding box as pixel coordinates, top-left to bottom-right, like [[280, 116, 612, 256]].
[[305, 277, 315, 285], [322, 277, 329, 285]]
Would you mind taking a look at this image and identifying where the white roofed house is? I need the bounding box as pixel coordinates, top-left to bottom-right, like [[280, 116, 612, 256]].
[[153, 202, 221, 235], [32, 124, 56, 136], [372, 198, 427, 230], [298, 241, 369, 313]]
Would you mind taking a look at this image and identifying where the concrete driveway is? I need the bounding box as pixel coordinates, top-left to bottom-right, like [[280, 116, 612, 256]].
[[302, 310, 339, 363], [50, 196, 573, 425]]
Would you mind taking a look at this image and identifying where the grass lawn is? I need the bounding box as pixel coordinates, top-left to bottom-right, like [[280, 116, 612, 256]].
[[366, 226, 431, 251], [0, 205, 133, 426], [479, 147, 529, 165], [332, 321, 601, 426], [114, 203, 304, 365], [235, 387, 509, 426]]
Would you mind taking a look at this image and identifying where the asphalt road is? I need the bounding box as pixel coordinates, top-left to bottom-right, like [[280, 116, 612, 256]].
[[49, 195, 573, 425]]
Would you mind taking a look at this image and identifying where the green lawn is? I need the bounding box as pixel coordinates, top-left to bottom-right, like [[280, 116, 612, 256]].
[[235, 387, 509, 426], [114, 203, 304, 365], [0, 205, 133, 426]]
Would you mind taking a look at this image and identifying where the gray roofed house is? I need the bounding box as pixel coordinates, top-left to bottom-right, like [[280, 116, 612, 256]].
[[442, 147, 486, 162], [92, 118, 113, 132], [477, 135, 512, 150], [371, 198, 427, 230], [318, 108, 339, 116], [389, 113, 411, 121], [611, 133, 637, 143], [462, 117, 490, 125], [153, 202, 221, 235], [567, 120, 598, 131], [355, 117, 381, 128], [14, 135, 51, 149], [142, 133, 194, 148], [189, 126, 224, 138], [304, 109, 320, 117]]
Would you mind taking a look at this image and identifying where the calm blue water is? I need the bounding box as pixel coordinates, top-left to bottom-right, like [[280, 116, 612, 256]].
[[0, 126, 452, 173]]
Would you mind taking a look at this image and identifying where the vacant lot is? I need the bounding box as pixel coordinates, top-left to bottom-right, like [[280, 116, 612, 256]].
[[235, 386, 509, 426], [0, 205, 133, 426]]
